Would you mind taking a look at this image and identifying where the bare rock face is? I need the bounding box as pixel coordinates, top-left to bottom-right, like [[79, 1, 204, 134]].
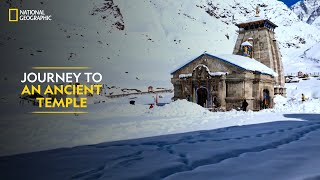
[[91, 0, 125, 31]]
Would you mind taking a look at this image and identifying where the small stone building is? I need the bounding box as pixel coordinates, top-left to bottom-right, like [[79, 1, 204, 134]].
[[171, 8, 286, 111], [171, 54, 276, 111], [148, 86, 154, 92]]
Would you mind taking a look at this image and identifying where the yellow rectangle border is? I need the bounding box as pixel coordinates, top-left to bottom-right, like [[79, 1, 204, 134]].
[[31, 111, 88, 114], [32, 66, 91, 70], [9, 8, 18, 22]]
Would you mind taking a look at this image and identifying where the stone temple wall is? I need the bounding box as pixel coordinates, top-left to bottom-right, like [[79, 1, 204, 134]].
[[171, 55, 276, 111], [233, 27, 285, 87]]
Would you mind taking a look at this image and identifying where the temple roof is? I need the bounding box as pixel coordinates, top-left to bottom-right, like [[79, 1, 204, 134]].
[[236, 6, 278, 28], [171, 53, 277, 76], [242, 16, 266, 23], [236, 16, 278, 28]]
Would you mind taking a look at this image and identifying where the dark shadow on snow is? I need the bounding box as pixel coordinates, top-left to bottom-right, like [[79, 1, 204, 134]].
[[283, 113, 320, 121], [1, 116, 320, 180]]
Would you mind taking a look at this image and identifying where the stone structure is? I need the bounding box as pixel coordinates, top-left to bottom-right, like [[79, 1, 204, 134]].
[[233, 7, 286, 95], [171, 54, 276, 111], [148, 86, 154, 92], [171, 8, 286, 111]]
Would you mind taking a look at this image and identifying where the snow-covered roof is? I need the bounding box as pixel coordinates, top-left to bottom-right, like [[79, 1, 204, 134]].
[[241, 41, 252, 46], [179, 73, 192, 78], [210, 72, 229, 76], [193, 64, 210, 72], [193, 64, 228, 76], [242, 16, 266, 24], [236, 16, 278, 28], [171, 53, 277, 77], [178, 65, 228, 78]]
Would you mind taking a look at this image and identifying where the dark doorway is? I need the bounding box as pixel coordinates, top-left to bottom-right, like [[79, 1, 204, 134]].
[[197, 88, 208, 107], [262, 89, 270, 109]]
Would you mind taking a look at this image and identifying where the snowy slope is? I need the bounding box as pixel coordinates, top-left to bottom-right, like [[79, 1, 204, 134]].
[[291, 0, 320, 67], [2, 0, 320, 96], [313, 15, 320, 27], [301, 42, 320, 63], [291, 0, 320, 26]]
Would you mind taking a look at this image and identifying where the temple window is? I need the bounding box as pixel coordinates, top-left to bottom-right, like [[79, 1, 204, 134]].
[[241, 41, 253, 58]]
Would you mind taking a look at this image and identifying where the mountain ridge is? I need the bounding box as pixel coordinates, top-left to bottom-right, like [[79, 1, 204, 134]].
[[1, 0, 320, 94], [291, 0, 320, 27]]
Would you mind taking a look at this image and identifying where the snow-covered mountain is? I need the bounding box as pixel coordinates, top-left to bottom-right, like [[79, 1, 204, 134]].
[[2, 0, 320, 94], [301, 42, 320, 62], [291, 0, 320, 66], [291, 0, 320, 27]]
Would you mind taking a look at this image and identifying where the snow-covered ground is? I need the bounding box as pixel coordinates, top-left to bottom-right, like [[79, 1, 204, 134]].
[[286, 76, 320, 100], [2, 115, 320, 180], [1, 76, 320, 180], [2, 77, 320, 157]]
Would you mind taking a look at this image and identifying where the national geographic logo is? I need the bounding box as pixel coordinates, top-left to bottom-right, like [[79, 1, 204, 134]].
[[8, 8, 18, 22], [8, 8, 52, 22]]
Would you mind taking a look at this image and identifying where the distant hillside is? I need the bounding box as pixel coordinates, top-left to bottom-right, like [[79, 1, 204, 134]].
[[1, 0, 320, 95]]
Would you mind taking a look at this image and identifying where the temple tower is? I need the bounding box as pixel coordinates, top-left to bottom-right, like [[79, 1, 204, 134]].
[[233, 7, 285, 96]]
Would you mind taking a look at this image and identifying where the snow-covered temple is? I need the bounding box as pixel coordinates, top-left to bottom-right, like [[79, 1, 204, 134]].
[[171, 7, 286, 111]]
